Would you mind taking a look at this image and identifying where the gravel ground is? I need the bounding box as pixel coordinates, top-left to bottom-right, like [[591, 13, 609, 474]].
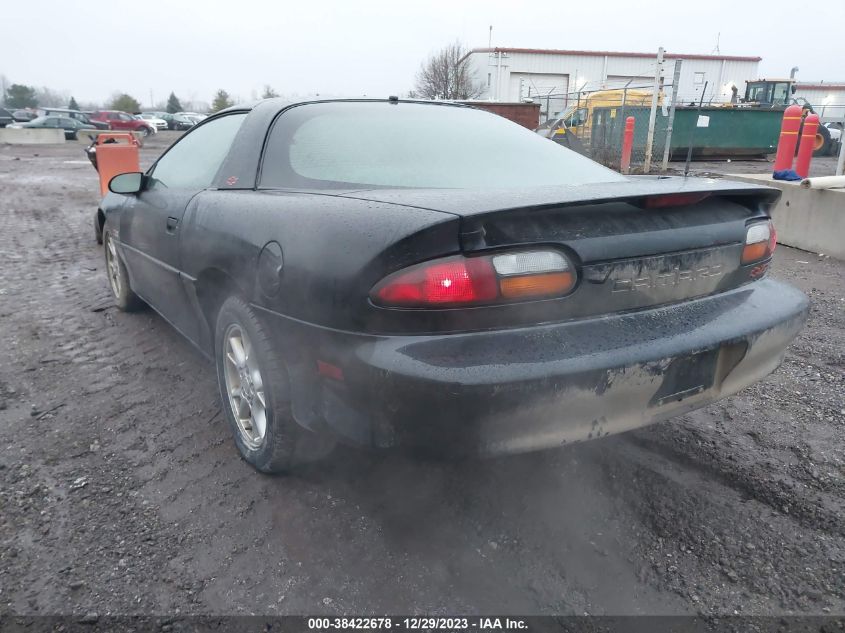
[[667, 154, 841, 178], [0, 134, 843, 619]]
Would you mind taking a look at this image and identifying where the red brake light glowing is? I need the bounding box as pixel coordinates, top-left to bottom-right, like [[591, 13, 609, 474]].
[[373, 256, 498, 306]]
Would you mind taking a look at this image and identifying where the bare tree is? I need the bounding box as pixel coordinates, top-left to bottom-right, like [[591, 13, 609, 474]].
[[35, 86, 70, 108], [414, 42, 483, 100]]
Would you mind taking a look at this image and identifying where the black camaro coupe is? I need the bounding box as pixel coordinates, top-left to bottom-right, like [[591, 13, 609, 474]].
[[98, 98, 808, 473]]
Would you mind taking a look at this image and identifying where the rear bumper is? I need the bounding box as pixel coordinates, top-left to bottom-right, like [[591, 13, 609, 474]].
[[258, 278, 808, 455]]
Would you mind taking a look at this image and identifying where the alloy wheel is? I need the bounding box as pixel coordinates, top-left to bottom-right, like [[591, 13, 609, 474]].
[[105, 235, 122, 298], [223, 324, 267, 449]]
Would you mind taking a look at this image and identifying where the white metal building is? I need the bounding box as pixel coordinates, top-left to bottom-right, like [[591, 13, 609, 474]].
[[794, 82, 845, 122], [464, 47, 762, 119]]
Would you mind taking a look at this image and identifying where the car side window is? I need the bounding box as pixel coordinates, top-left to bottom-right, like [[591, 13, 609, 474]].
[[149, 113, 246, 190]]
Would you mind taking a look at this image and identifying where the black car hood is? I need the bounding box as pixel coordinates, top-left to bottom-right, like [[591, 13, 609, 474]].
[[330, 176, 780, 216]]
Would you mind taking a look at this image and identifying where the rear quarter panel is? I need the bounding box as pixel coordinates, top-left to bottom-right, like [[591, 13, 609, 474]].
[[179, 190, 460, 333]]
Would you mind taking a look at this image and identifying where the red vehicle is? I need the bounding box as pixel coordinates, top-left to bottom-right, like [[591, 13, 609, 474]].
[[90, 110, 155, 136]]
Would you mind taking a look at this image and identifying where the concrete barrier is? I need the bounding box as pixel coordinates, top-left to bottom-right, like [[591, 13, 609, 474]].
[[74, 130, 145, 147], [0, 128, 65, 144], [727, 173, 845, 260]]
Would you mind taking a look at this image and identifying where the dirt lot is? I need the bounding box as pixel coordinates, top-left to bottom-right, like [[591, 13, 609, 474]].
[[0, 133, 843, 618], [668, 154, 841, 179]]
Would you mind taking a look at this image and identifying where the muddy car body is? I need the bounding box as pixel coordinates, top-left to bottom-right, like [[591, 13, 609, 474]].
[[98, 99, 809, 472]]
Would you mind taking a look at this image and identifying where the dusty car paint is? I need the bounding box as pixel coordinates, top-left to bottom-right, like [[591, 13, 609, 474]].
[[101, 99, 809, 455]]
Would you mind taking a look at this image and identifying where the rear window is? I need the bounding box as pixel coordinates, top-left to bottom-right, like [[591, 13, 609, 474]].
[[260, 102, 624, 190]]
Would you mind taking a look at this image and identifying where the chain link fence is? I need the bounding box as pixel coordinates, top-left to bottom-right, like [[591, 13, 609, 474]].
[[529, 58, 845, 175], [590, 102, 672, 173], [536, 84, 680, 174], [586, 98, 845, 174]]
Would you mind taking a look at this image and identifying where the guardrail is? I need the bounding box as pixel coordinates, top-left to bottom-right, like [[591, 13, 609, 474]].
[[727, 173, 845, 260], [0, 128, 66, 144]]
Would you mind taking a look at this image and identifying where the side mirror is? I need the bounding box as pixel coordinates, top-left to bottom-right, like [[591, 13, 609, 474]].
[[108, 172, 145, 195]]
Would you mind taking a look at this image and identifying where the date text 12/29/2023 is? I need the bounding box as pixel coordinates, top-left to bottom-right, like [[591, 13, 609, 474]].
[[307, 618, 528, 631]]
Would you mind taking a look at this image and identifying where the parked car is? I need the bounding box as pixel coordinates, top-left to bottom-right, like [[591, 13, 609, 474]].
[[137, 113, 168, 131], [0, 107, 14, 127], [12, 109, 38, 122], [97, 99, 808, 474], [168, 113, 195, 131], [8, 115, 95, 140], [156, 113, 177, 129], [40, 107, 109, 130], [89, 110, 155, 136]]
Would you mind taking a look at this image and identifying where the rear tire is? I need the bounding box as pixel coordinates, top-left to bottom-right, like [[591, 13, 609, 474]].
[[94, 213, 103, 244], [214, 295, 334, 474], [103, 229, 144, 312]]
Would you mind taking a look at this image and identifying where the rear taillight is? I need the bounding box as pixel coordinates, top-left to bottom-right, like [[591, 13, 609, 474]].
[[372, 256, 498, 306], [371, 250, 576, 308], [742, 220, 776, 264]]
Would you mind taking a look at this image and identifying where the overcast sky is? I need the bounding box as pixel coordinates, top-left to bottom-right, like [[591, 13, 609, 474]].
[[2, 0, 843, 107]]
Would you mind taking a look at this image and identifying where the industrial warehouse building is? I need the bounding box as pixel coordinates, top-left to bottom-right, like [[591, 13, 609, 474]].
[[793, 82, 845, 121], [464, 47, 844, 122]]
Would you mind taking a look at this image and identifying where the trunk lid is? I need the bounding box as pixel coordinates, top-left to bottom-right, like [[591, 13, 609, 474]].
[[331, 176, 777, 218], [340, 176, 780, 326]]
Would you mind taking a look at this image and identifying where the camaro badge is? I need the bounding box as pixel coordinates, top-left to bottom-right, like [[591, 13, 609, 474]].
[[611, 264, 723, 292]]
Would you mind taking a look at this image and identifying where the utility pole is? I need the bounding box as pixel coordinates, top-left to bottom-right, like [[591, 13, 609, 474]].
[[661, 59, 683, 171], [643, 46, 664, 173]]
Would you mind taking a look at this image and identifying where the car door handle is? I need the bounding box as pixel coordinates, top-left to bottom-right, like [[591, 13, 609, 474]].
[[165, 216, 180, 233]]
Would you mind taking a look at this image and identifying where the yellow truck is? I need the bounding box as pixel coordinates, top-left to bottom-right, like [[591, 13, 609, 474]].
[[542, 89, 655, 146]]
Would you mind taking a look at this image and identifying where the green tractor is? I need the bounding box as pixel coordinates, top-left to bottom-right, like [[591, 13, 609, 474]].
[[742, 78, 834, 156]]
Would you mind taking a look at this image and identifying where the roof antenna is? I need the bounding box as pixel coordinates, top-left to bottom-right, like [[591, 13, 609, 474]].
[[488, 25, 493, 48], [711, 32, 721, 55]]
